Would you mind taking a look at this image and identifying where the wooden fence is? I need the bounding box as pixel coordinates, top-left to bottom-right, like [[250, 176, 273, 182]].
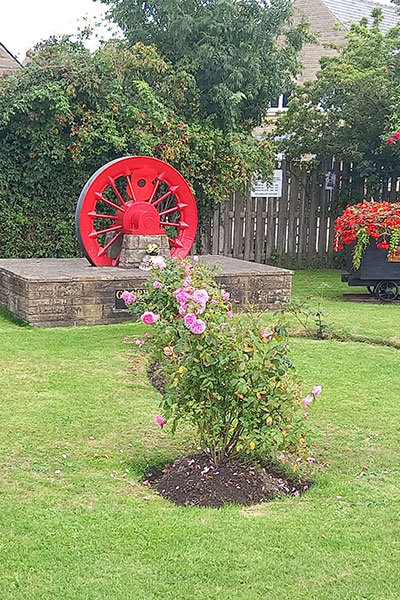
[[199, 159, 400, 268]]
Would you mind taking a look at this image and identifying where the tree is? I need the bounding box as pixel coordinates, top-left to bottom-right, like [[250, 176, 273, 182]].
[[99, 0, 310, 132], [0, 38, 273, 258], [275, 10, 400, 180]]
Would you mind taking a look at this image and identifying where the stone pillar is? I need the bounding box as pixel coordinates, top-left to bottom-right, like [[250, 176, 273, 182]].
[[118, 234, 170, 269]]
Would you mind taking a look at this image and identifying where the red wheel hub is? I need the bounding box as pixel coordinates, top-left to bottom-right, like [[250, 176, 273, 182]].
[[122, 201, 164, 235], [75, 156, 198, 266]]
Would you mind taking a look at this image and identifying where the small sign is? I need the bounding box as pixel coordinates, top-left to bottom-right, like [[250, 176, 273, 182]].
[[251, 170, 283, 198], [325, 171, 336, 191], [114, 288, 145, 310]]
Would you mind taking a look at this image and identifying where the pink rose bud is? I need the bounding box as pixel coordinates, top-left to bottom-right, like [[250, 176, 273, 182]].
[[193, 255, 199, 263], [155, 414, 166, 428], [302, 395, 313, 407], [227, 311, 233, 318], [312, 385, 322, 397], [153, 281, 162, 289]]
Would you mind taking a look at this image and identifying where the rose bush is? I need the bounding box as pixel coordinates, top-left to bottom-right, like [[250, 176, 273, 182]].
[[334, 201, 400, 269], [125, 258, 320, 465]]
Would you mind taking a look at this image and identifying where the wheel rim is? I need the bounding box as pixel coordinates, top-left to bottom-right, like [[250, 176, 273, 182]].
[[375, 281, 399, 302], [76, 156, 198, 266]]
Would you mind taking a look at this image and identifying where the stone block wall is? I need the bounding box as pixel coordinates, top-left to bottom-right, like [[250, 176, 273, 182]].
[[0, 257, 292, 327]]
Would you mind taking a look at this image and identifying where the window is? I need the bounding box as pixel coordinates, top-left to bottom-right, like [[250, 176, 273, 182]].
[[268, 92, 291, 112]]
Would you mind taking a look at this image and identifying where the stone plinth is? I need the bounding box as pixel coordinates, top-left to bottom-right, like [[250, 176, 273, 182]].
[[0, 256, 292, 327], [118, 234, 170, 269]]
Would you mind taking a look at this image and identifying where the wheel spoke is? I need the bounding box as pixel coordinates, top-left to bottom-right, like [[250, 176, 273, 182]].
[[88, 211, 118, 220], [148, 179, 161, 203], [126, 174, 138, 203], [107, 177, 127, 206], [168, 237, 184, 248], [158, 204, 178, 217], [95, 192, 125, 213], [97, 231, 123, 257], [151, 190, 172, 208], [161, 221, 189, 229], [89, 224, 123, 239]]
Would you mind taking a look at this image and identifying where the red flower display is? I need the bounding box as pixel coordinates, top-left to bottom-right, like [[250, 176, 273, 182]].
[[333, 201, 400, 269]]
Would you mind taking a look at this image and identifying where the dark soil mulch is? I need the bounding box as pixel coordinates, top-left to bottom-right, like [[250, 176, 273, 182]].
[[147, 360, 167, 395], [144, 453, 310, 508]]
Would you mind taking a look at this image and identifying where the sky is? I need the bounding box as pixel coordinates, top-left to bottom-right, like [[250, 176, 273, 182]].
[[0, 0, 118, 61], [0, 0, 397, 61]]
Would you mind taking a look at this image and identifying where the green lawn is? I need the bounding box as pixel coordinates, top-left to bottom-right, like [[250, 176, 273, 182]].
[[0, 271, 399, 600]]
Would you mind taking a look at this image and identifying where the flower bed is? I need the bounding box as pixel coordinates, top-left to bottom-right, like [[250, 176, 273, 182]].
[[334, 201, 400, 269]]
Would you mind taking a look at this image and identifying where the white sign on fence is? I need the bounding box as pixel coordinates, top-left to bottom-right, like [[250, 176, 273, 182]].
[[251, 170, 283, 198], [325, 171, 336, 190]]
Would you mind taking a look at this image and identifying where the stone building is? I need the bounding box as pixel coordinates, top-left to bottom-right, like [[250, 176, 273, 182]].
[[267, 0, 399, 119], [0, 43, 22, 76]]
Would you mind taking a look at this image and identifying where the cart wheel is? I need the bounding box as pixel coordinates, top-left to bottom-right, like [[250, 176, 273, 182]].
[[367, 286, 376, 295], [374, 281, 399, 302]]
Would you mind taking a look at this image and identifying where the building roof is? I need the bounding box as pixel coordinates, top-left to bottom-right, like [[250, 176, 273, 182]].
[[322, 0, 399, 33], [0, 43, 22, 76]]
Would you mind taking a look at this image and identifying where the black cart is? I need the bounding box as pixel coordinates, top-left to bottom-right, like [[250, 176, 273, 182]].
[[342, 241, 400, 302]]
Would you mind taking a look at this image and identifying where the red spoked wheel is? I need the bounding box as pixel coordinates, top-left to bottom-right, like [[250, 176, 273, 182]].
[[75, 156, 198, 266]]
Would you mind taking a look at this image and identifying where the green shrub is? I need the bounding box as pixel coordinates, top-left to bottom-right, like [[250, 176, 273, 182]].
[[127, 258, 321, 465], [0, 38, 273, 258]]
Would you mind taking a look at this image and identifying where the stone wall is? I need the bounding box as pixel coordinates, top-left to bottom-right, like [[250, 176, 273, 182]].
[[0, 257, 292, 327]]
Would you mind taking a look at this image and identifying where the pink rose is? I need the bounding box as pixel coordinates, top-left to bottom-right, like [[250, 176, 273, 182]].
[[173, 289, 191, 304], [184, 313, 197, 327], [193, 289, 209, 305], [155, 259, 166, 269], [140, 311, 159, 325], [393, 132, 400, 140], [192, 255, 199, 263], [222, 290, 230, 301], [155, 414, 166, 428], [189, 318, 206, 334], [182, 276, 192, 287], [153, 281, 162, 289], [227, 310, 233, 318], [122, 291, 136, 306], [302, 395, 313, 407], [312, 385, 322, 397]]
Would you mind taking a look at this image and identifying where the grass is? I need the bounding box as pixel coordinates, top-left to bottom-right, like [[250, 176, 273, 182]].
[[0, 270, 399, 599], [290, 269, 400, 344]]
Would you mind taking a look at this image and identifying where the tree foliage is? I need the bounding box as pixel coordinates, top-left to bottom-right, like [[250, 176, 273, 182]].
[[0, 38, 273, 258], [276, 11, 400, 178], [100, 0, 309, 132]]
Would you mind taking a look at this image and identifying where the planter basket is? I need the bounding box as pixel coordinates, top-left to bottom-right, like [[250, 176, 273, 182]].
[[342, 240, 400, 301]]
